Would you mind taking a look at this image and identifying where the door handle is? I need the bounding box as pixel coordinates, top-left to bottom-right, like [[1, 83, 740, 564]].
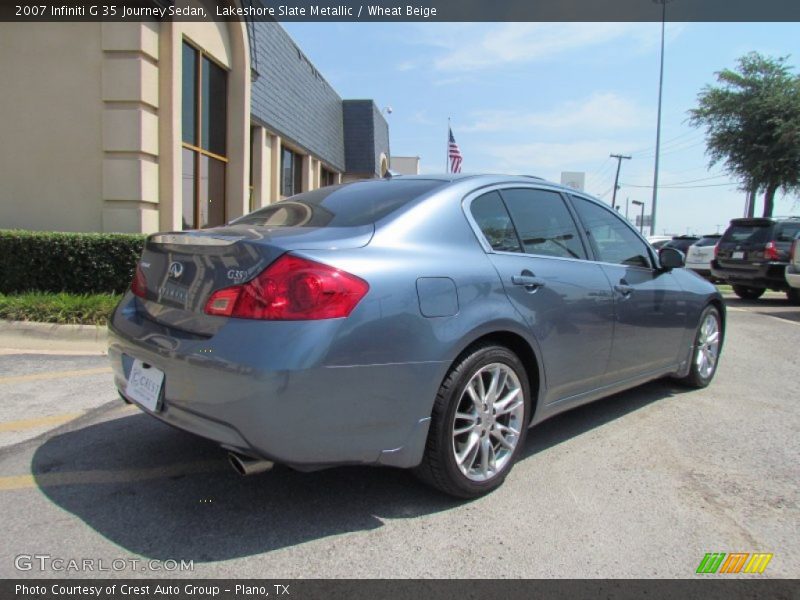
[[511, 275, 545, 289], [614, 284, 634, 296]]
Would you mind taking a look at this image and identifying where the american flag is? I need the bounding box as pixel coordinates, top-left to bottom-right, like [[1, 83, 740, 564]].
[[448, 128, 463, 173]]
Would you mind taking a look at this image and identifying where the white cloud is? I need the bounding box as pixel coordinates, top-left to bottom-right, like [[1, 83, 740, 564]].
[[461, 92, 652, 133], [476, 139, 643, 186], [397, 22, 686, 74], [432, 23, 640, 72]]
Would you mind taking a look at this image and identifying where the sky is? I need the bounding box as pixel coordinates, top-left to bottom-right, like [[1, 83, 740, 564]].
[[281, 21, 800, 236]]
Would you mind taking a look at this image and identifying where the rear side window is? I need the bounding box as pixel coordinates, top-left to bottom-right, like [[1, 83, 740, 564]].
[[470, 191, 522, 253], [500, 189, 586, 259], [570, 196, 652, 268], [235, 180, 445, 228], [776, 222, 800, 242], [721, 224, 772, 244], [695, 236, 721, 247]]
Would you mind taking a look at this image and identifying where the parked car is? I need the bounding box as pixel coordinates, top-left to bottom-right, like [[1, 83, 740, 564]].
[[109, 175, 724, 498], [711, 217, 800, 301], [647, 235, 673, 249], [786, 235, 800, 304], [662, 235, 701, 254], [685, 234, 722, 280]]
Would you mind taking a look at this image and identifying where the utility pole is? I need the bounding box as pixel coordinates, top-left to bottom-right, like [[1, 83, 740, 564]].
[[610, 153, 631, 210]]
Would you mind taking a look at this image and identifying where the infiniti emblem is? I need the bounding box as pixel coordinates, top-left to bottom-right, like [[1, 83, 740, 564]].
[[168, 261, 185, 279]]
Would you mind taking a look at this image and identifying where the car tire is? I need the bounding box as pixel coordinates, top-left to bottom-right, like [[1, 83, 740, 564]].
[[674, 305, 723, 389], [414, 344, 531, 499], [732, 285, 765, 300], [787, 288, 800, 305]]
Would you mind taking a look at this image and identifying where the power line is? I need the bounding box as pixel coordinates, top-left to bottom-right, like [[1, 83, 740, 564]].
[[621, 181, 738, 189]]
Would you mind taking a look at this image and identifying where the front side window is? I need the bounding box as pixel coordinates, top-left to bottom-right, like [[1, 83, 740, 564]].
[[500, 189, 586, 259], [570, 196, 652, 268], [182, 41, 227, 229], [470, 191, 522, 253]]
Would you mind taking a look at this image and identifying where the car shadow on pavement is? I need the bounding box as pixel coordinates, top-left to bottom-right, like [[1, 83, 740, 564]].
[[31, 379, 679, 563]]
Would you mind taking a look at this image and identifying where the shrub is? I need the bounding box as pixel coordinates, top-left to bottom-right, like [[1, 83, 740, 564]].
[[0, 230, 145, 294]]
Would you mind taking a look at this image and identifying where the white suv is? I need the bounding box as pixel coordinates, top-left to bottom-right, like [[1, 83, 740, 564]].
[[787, 236, 800, 303], [686, 234, 722, 280]]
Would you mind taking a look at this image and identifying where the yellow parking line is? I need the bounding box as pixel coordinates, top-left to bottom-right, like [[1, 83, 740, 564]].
[[0, 367, 111, 385], [0, 413, 82, 432], [0, 461, 225, 492]]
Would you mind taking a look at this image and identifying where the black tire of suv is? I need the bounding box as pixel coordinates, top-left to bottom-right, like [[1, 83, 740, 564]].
[[788, 288, 800, 305], [414, 344, 531, 499], [732, 285, 766, 300]]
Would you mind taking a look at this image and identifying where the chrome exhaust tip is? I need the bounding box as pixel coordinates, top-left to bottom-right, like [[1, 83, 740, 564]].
[[228, 451, 274, 476]]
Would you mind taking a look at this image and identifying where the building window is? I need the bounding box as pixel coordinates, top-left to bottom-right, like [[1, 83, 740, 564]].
[[281, 146, 303, 197], [320, 167, 337, 187], [182, 41, 227, 230]]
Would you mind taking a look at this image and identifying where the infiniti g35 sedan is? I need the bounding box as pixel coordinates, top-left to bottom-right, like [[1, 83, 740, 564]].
[[109, 175, 724, 498]]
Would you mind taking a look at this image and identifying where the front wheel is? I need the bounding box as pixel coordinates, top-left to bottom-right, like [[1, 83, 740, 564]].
[[674, 305, 723, 389], [732, 285, 765, 300], [414, 344, 531, 498]]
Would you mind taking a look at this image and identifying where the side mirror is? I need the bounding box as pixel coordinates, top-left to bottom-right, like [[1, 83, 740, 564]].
[[659, 247, 685, 270]]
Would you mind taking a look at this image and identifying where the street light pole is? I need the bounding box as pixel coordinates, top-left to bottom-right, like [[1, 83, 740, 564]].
[[651, 0, 672, 237], [632, 200, 645, 234]]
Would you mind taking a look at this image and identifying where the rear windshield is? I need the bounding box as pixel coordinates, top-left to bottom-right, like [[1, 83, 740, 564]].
[[721, 224, 772, 244], [695, 236, 721, 247], [776, 222, 800, 242], [234, 180, 446, 228]]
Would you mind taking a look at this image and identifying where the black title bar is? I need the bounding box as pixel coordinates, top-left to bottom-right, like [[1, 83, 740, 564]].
[[2, 0, 800, 22]]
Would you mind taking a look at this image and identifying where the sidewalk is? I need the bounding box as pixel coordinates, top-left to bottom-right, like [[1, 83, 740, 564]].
[[0, 320, 107, 355]]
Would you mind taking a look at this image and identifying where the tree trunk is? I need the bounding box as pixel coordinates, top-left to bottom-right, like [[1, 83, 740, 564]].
[[746, 186, 756, 218], [762, 183, 778, 218]]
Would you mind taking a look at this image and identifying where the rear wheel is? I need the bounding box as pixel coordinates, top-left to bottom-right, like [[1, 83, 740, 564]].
[[787, 288, 800, 305], [674, 305, 723, 389], [732, 285, 765, 300], [414, 344, 530, 498]]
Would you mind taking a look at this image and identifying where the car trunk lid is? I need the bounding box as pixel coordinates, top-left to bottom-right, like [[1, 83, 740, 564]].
[[133, 225, 373, 332]]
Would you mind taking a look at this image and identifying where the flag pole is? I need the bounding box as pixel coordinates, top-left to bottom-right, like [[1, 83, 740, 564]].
[[446, 117, 451, 173]]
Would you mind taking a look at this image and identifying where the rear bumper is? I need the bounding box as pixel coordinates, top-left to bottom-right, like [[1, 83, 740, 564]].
[[787, 265, 800, 289], [710, 260, 789, 290], [108, 294, 443, 469]]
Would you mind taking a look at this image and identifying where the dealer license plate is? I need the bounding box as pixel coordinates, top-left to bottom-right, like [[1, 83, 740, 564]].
[[125, 359, 165, 412], [732, 251, 744, 259]]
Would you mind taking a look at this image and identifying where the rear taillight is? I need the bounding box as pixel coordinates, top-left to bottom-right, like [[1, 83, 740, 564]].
[[130, 264, 147, 298], [790, 240, 798, 262], [713, 243, 720, 258], [204, 255, 369, 320], [764, 241, 780, 261]]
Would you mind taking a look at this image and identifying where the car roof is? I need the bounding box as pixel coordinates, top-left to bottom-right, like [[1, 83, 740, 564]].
[[387, 173, 589, 196]]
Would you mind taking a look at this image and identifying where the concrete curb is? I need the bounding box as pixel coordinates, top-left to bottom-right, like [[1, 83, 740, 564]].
[[0, 320, 108, 354]]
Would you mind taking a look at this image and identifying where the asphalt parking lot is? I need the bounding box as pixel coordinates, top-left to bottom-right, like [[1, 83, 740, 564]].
[[0, 295, 797, 579]]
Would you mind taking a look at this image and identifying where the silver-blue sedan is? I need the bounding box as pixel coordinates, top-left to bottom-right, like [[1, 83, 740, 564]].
[[109, 174, 724, 498]]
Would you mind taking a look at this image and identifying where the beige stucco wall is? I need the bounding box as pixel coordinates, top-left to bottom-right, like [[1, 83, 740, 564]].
[[0, 23, 105, 232]]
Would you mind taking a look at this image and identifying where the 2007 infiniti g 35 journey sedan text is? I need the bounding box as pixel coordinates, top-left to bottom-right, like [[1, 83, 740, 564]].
[[109, 174, 724, 498]]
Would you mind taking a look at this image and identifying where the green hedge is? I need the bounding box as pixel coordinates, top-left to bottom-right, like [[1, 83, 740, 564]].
[[0, 230, 145, 294]]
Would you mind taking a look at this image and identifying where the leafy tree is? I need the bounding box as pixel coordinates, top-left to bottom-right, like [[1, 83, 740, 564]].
[[689, 52, 800, 217]]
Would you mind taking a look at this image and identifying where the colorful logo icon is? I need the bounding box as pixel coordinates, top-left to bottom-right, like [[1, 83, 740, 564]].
[[696, 553, 773, 574]]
